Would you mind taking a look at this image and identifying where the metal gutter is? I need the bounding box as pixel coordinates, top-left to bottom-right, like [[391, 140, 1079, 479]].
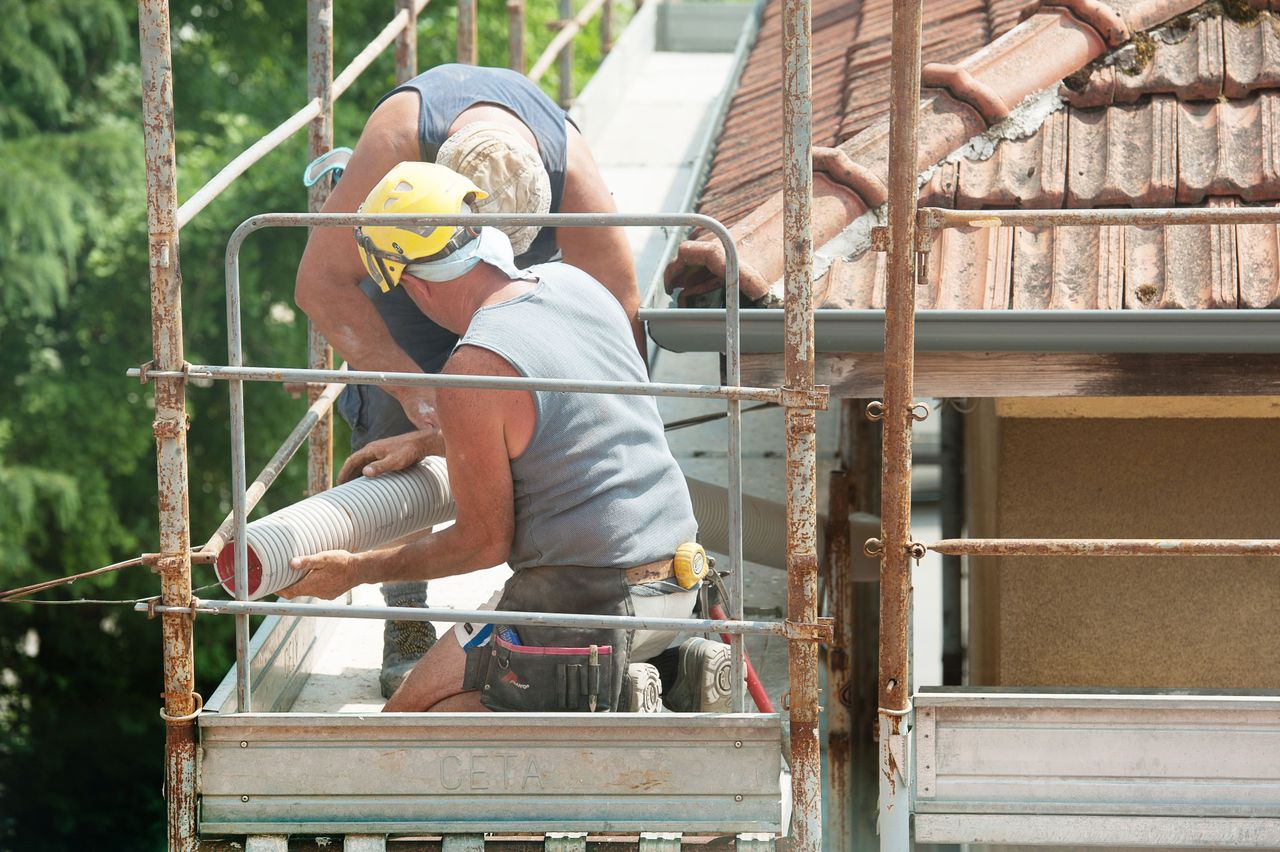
[[643, 309, 1280, 354]]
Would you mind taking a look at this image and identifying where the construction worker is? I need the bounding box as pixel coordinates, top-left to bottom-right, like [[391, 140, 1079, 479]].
[[294, 65, 640, 697], [282, 162, 727, 713]]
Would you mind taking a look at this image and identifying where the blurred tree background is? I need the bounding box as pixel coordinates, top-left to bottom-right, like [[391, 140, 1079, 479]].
[[0, 0, 620, 847]]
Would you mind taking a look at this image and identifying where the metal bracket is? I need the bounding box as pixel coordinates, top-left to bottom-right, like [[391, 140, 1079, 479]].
[[864, 537, 883, 558], [159, 690, 203, 724], [779, 384, 830, 411], [783, 617, 835, 642], [144, 552, 191, 577], [151, 414, 190, 439], [888, 731, 908, 783], [870, 225, 890, 253]]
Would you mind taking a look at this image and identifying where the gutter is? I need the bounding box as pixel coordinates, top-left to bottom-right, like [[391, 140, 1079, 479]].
[[642, 309, 1280, 354]]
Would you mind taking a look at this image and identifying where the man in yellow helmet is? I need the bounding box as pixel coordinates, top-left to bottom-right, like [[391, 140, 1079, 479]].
[[294, 66, 640, 696], [283, 163, 730, 715]]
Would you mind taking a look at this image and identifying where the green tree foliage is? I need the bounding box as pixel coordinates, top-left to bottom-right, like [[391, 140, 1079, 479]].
[[0, 0, 622, 848]]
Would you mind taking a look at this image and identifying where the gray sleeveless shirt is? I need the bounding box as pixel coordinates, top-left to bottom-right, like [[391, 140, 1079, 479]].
[[457, 265, 698, 570]]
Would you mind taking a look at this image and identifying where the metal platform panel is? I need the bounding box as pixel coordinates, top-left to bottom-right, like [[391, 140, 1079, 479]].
[[198, 712, 784, 836], [913, 689, 1280, 847]]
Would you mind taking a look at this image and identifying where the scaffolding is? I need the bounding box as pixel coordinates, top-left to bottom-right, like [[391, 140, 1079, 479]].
[[135, 0, 824, 848], [129, 0, 1280, 847]]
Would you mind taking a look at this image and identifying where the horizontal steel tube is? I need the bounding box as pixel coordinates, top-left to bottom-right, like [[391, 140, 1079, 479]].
[[528, 0, 609, 82], [128, 364, 780, 403], [201, 377, 345, 556], [134, 599, 788, 635], [175, 0, 427, 231], [923, 206, 1280, 231], [930, 538, 1280, 557]]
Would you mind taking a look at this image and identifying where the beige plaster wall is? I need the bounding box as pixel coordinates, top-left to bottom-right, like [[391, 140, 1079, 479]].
[[967, 409, 1280, 688]]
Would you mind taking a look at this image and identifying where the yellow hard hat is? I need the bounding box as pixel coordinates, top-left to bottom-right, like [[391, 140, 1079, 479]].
[[354, 162, 489, 292]]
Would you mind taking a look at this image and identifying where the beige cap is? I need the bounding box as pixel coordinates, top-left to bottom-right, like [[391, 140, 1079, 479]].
[[436, 122, 551, 256]]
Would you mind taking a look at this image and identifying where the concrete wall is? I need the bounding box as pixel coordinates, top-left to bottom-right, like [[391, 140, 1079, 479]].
[[967, 402, 1280, 688]]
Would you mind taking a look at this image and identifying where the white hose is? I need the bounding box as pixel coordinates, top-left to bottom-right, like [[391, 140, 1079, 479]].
[[215, 456, 455, 599]]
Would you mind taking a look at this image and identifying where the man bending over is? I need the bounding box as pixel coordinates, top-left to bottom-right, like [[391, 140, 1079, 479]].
[[283, 163, 727, 713]]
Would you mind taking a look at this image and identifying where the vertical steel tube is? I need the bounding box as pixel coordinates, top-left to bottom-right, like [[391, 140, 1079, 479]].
[[725, 196, 745, 716], [395, 0, 419, 83], [941, 403, 964, 685], [307, 0, 335, 499], [879, 0, 924, 843], [457, 0, 478, 64], [508, 0, 526, 72], [781, 0, 821, 845], [227, 231, 252, 711], [558, 0, 574, 108], [137, 2, 197, 849], [602, 0, 614, 55]]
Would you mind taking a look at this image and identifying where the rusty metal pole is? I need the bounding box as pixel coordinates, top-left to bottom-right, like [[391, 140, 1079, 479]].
[[457, 0, 478, 64], [825, 466, 854, 852], [508, 0, 526, 72], [395, 0, 419, 83], [781, 0, 822, 843], [306, 0, 335, 498], [137, 2, 197, 850], [879, 0, 924, 842], [558, 0, 574, 108]]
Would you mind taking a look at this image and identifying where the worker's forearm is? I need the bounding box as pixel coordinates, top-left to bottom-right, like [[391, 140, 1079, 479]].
[[349, 523, 504, 587], [297, 278, 421, 378]]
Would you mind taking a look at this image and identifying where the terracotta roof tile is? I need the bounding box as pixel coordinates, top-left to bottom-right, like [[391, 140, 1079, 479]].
[[1224, 13, 1280, 96], [668, 0, 1279, 314]]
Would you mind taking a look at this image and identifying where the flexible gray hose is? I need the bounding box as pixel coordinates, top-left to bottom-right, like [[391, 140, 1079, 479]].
[[215, 457, 455, 599]]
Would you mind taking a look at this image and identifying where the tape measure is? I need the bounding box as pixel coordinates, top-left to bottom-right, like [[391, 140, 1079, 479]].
[[673, 542, 709, 590]]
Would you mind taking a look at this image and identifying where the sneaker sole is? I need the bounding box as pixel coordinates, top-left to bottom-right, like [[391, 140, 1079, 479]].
[[666, 638, 733, 712]]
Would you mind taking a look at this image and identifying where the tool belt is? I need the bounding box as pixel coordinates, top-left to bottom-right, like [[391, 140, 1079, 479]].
[[462, 564, 632, 712]]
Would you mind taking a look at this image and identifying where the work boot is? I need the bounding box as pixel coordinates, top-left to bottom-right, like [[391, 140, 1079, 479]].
[[380, 581, 437, 699], [662, 637, 733, 712], [619, 663, 663, 712]]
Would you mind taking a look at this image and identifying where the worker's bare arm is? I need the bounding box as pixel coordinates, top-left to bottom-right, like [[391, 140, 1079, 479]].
[[293, 93, 440, 429], [558, 126, 645, 356], [281, 347, 530, 599]]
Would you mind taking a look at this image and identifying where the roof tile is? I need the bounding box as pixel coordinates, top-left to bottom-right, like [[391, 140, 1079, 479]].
[[1178, 92, 1280, 203], [1066, 97, 1178, 206], [1237, 204, 1280, 307], [1224, 13, 1280, 97], [956, 107, 1067, 208]]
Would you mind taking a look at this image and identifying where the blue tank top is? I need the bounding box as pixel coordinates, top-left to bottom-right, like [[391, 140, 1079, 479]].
[[379, 65, 570, 265], [457, 265, 699, 570]]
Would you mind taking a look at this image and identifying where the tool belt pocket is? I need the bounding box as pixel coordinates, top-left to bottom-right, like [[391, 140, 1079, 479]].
[[463, 635, 615, 712]]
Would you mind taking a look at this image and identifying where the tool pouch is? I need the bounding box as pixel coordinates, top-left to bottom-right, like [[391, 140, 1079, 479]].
[[463, 636, 615, 712], [462, 564, 633, 712]]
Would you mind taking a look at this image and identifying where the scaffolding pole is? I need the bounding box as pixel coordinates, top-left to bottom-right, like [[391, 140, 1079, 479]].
[[879, 0, 924, 843], [781, 0, 824, 844], [395, 0, 419, 83], [306, 0, 335, 498], [137, 1, 197, 849]]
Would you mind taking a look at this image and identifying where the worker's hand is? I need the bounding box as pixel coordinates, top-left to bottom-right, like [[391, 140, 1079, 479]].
[[280, 550, 359, 600], [337, 429, 445, 484]]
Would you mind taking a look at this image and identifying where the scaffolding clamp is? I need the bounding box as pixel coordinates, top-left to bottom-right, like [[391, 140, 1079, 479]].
[[137, 359, 195, 385], [779, 385, 829, 411], [159, 691, 203, 724], [783, 617, 834, 642]]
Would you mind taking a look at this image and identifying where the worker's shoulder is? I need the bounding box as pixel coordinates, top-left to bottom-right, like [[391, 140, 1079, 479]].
[[442, 344, 519, 380]]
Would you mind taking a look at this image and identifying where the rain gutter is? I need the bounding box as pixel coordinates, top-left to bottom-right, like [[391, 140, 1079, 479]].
[[642, 309, 1280, 354]]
